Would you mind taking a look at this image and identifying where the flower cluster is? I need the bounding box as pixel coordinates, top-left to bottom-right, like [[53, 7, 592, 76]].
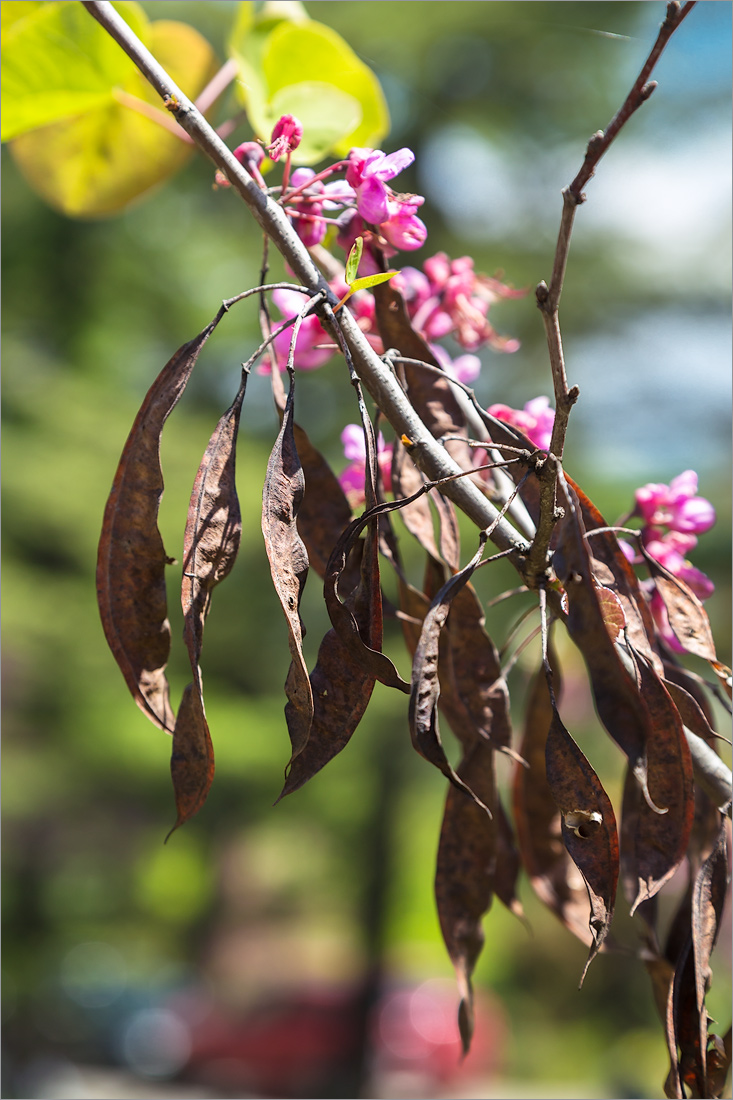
[[487, 395, 555, 451], [394, 254, 525, 353], [468, 395, 554, 486], [264, 279, 380, 374], [338, 425, 393, 508], [221, 117, 523, 382], [624, 471, 716, 652], [284, 141, 427, 256]]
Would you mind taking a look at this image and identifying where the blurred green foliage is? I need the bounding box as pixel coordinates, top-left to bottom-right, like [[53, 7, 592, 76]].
[[2, 3, 730, 1098]]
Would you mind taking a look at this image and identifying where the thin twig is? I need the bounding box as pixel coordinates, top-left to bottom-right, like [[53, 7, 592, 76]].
[[527, 1, 696, 587], [569, 2, 697, 203]]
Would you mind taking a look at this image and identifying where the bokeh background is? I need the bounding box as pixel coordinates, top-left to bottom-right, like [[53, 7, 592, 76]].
[[2, 2, 731, 1098]]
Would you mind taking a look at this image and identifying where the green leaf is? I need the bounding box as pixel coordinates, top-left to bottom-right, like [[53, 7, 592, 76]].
[[265, 82, 360, 164], [229, 13, 389, 166], [6, 15, 217, 217], [1, 1, 151, 141], [1, 2, 44, 35], [349, 271, 399, 292], [345, 236, 364, 285]]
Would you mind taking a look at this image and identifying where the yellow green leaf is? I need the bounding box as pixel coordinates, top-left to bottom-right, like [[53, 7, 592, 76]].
[[345, 236, 363, 284], [1, 1, 150, 141], [229, 13, 388, 166], [7, 18, 217, 217], [349, 271, 399, 293]]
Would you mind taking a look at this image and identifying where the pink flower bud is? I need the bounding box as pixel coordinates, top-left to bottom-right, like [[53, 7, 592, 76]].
[[215, 142, 266, 188], [267, 114, 303, 162]]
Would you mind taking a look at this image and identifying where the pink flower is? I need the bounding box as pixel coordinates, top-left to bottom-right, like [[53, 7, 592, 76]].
[[643, 531, 715, 601], [267, 114, 303, 161], [339, 424, 393, 507], [487, 396, 555, 450], [215, 142, 266, 188], [625, 470, 716, 653], [284, 170, 357, 248], [260, 288, 333, 373], [392, 266, 432, 311], [635, 470, 716, 534], [431, 343, 481, 385], [346, 147, 417, 224], [287, 168, 327, 247], [380, 200, 427, 251], [405, 252, 524, 352]]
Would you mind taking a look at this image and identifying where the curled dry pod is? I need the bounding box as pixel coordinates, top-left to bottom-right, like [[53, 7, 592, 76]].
[[278, 498, 381, 799], [514, 660, 602, 948], [641, 547, 717, 663], [271, 378, 354, 585], [545, 706, 619, 982], [567, 475, 659, 666], [436, 737, 497, 1055], [391, 439, 445, 567], [554, 475, 663, 813], [691, 822, 729, 1095], [262, 371, 313, 761], [97, 311, 226, 733], [323, 511, 410, 694], [168, 369, 248, 835], [625, 648, 695, 913], [409, 534, 491, 807], [444, 583, 512, 752]]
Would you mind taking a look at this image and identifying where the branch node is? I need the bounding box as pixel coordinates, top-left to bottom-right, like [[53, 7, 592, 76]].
[[587, 130, 605, 154], [665, 2, 681, 27]]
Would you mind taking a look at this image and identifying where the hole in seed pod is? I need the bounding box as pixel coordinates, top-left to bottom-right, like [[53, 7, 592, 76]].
[[564, 809, 602, 839]]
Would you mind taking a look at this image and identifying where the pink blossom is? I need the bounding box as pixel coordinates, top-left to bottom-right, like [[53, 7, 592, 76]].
[[487, 396, 555, 450], [259, 288, 333, 373], [431, 343, 481, 385], [643, 532, 715, 601], [635, 470, 716, 534], [392, 267, 431, 311], [284, 171, 357, 248], [339, 424, 393, 507], [267, 114, 303, 161], [287, 168, 327, 247], [380, 200, 427, 251], [215, 142, 265, 188], [625, 470, 716, 652], [346, 147, 417, 224], [405, 252, 524, 352]]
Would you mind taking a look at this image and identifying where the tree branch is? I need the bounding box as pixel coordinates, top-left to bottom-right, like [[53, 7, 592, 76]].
[[525, 0, 697, 584], [81, 0, 530, 567], [82, 0, 732, 859]]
